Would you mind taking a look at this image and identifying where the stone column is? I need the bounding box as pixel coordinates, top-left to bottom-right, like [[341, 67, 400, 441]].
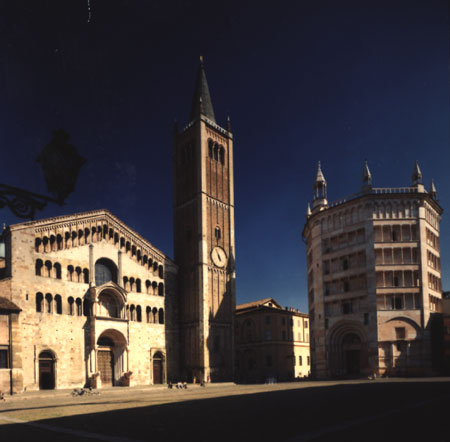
[[89, 244, 94, 285], [118, 250, 123, 287]]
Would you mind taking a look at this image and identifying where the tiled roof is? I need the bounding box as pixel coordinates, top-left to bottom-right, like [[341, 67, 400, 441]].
[[0, 297, 21, 312], [236, 298, 280, 311]]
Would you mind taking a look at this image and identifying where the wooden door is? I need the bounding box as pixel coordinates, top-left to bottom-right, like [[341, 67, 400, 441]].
[[153, 358, 163, 384], [98, 350, 114, 386], [39, 358, 55, 390]]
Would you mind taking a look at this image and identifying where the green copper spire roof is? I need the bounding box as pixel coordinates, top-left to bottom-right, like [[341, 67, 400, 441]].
[[189, 56, 216, 123]]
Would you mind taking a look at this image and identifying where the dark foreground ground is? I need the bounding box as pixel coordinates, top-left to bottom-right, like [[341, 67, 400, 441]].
[[0, 378, 449, 442]]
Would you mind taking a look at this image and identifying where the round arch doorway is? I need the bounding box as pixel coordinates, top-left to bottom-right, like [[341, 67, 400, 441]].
[[39, 350, 56, 390], [97, 330, 127, 387], [342, 333, 362, 375], [152, 352, 164, 384]]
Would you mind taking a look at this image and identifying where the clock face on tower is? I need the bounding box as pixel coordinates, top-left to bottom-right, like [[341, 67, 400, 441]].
[[211, 246, 227, 268]]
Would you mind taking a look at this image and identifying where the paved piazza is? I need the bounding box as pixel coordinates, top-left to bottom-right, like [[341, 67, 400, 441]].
[[0, 378, 449, 441]]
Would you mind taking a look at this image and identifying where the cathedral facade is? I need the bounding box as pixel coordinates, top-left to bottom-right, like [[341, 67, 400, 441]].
[[303, 162, 443, 378], [0, 61, 235, 393]]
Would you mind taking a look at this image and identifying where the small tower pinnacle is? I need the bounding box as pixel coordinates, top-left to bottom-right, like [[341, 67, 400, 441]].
[[412, 160, 422, 186], [362, 160, 372, 193], [429, 179, 437, 199], [189, 57, 216, 123], [313, 161, 328, 210], [306, 202, 312, 217]]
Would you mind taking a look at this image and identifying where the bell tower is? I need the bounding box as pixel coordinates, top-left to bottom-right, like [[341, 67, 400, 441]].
[[173, 58, 236, 382]]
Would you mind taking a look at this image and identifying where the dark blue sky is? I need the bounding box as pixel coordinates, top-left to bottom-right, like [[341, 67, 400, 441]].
[[0, 1, 448, 311]]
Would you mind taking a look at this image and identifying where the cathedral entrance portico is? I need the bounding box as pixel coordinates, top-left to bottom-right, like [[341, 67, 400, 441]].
[[95, 329, 128, 387]]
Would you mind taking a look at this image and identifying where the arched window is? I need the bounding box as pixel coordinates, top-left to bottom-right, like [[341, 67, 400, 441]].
[[83, 268, 89, 284], [146, 306, 151, 323], [136, 279, 142, 293], [143, 255, 148, 266], [71, 231, 77, 247], [219, 146, 225, 165], [54, 263, 62, 279], [214, 226, 221, 240], [36, 292, 43, 312], [152, 307, 158, 323], [75, 267, 82, 283], [54, 295, 62, 314], [158, 283, 164, 297], [130, 305, 135, 321], [68, 297, 74, 315], [67, 265, 74, 281], [129, 277, 135, 292], [153, 262, 158, 273], [35, 259, 43, 276], [114, 233, 119, 246], [64, 231, 70, 248], [50, 235, 56, 251], [45, 261, 52, 277], [95, 258, 118, 285], [76, 298, 82, 316], [56, 235, 63, 250], [152, 281, 158, 296], [84, 228, 91, 244], [158, 265, 164, 279], [45, 293, 52, 313], [123, 276, 130, 291], [158, 308, 164, 324], [126, 241, 131, 255], [78, 230, 84, 246], [35, 237, 42, 253], [146, 280, 151, 294], [136, 305, 142, 322], [208, 139, 214, 158], [42, 236, 49, 252]]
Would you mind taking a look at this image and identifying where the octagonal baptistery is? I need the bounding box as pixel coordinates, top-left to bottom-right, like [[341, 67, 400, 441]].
[[0, 209, 178, 392], [302, 162, 443, 378]]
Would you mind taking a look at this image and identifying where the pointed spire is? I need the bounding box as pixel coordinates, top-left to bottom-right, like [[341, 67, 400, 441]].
[[429, 179, 437, 199], [412, 160, 422, 186], [189, 56, 216, 123], [313, 161, 328, 209], [362, 160, 372, 186], [226, 115, 232, 132], [315, 161, 326, 184], [306, 202, 312, 217]]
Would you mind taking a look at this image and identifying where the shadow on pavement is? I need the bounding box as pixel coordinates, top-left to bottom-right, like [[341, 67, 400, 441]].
[[1, 381, 450, 442]]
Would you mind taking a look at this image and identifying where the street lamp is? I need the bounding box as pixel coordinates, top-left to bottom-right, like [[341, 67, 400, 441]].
[[0, 130, 86, 220]]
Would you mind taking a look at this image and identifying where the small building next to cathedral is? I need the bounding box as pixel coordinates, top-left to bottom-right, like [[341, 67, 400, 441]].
[[0, 59, 236, 393], [235, 298, 310, 382], [302, 161, 443, 378]]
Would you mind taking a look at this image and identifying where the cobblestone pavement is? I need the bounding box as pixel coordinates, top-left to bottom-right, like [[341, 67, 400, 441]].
[[0, 378, 449, 441]]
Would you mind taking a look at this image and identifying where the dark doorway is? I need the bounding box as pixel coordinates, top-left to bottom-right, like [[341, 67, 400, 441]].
[[39, 351, 55, 390], [153, 353, 163, 384], [98, 350, 114, 386], [342, 333, 362, 376], [346, 350, 360, 375]]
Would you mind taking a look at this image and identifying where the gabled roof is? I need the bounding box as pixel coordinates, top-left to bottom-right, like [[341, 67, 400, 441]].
[[236, 298, 282, 312], [189, 58, 216, 123], [6, 208, 176, 266]]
